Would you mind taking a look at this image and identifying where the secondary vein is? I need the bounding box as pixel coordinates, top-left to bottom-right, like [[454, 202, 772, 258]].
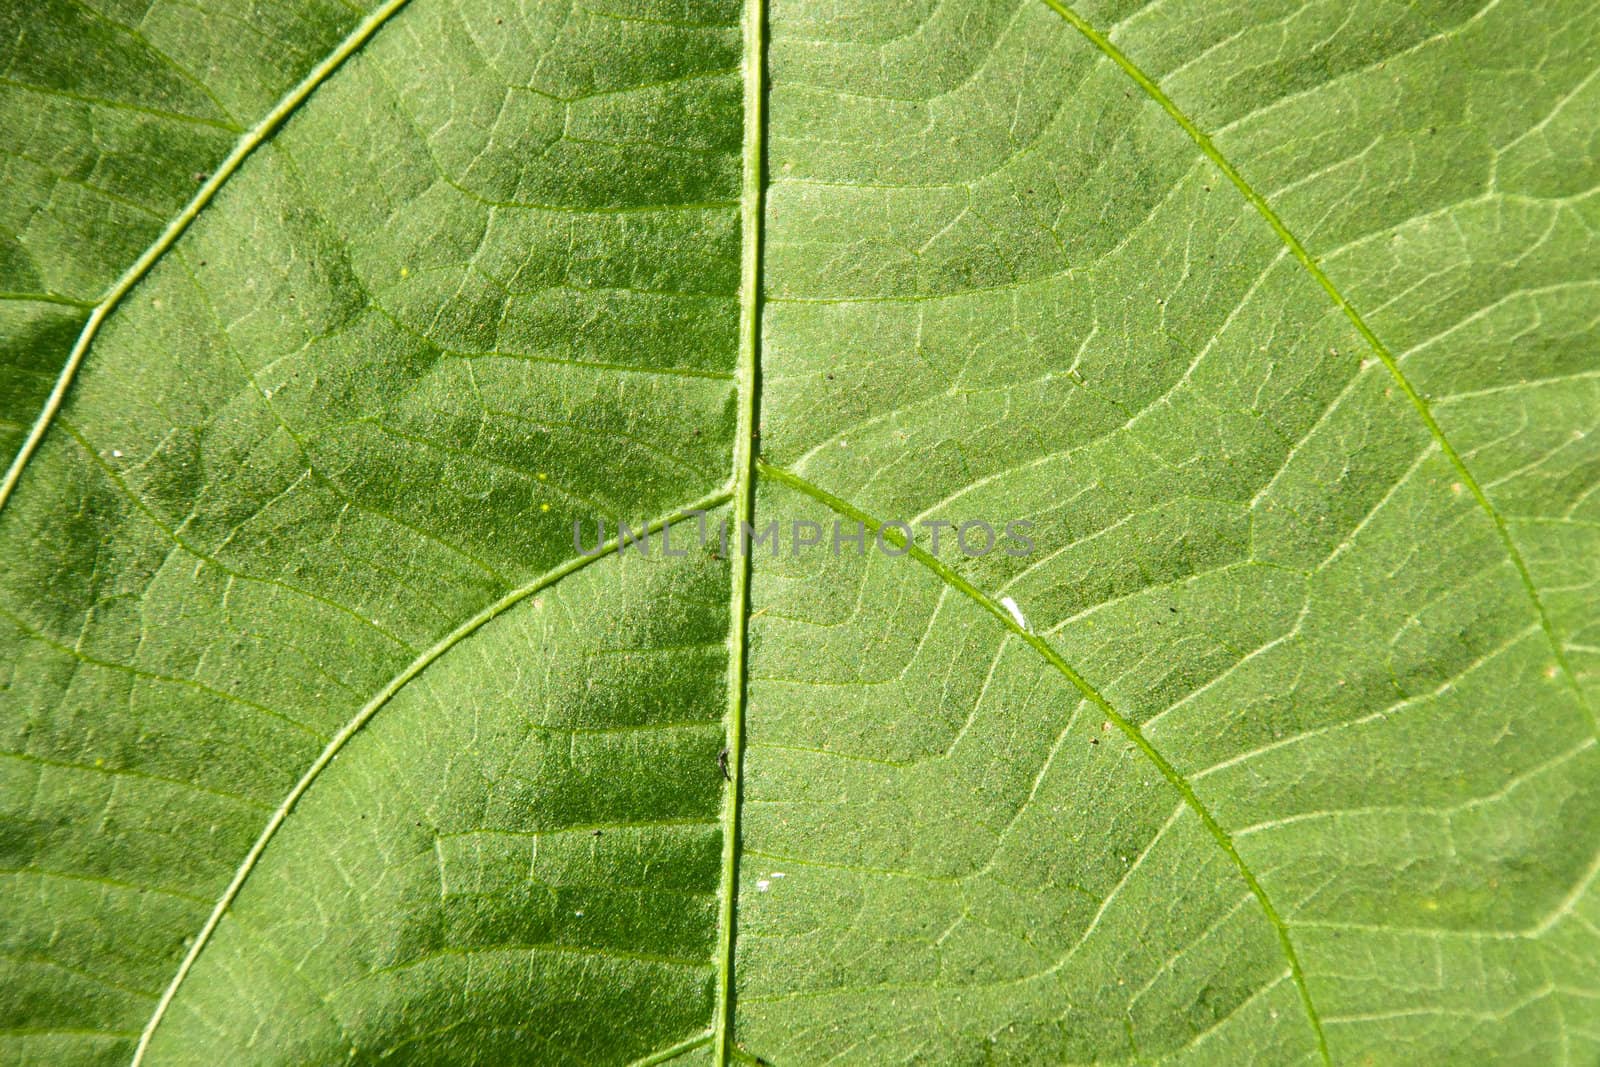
[[0, 0, 416, 519], [1040, 0, 1594, 742], [713, 0, 768, 1058], [629, 1031, 715, 1067], [756, 458, 1332, 1065], [128, 486, 733, 1064]]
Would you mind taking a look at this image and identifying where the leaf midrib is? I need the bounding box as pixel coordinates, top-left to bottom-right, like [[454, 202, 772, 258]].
[[711, 0, 769, 1058], [14, 0, 1585, 1061]]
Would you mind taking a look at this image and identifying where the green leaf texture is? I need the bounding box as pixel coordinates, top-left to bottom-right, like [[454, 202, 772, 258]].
[[2, 0, 1598, 1064]]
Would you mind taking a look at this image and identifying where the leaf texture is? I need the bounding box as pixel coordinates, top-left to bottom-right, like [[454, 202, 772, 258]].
[[1, 0, 1598, 1064]]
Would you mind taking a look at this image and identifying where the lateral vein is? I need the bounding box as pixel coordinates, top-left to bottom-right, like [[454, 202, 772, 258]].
[[0, 0, 416, 518], [629, 1031, 715, 1067], [1039, 0, 1594, 745], [129, 486, 733, 1064], [756, 458, 1331, 1065]]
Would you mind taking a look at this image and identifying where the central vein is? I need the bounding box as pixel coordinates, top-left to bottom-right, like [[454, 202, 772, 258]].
[[713, 0, 767, 1057]]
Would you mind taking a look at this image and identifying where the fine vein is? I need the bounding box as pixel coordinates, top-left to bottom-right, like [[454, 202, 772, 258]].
[[130, 487, 733, 1064], [0, 0, 416, 517], [713, 0, 767, 1058], [1041, 0, 1595, 739], [756, 458, 1332, 1065]]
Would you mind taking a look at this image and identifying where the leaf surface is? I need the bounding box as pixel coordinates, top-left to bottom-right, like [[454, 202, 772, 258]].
[[2, 0, 1598, 1064]]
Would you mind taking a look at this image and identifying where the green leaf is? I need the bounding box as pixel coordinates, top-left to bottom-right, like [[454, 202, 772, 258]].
[[3, 0, 1597, 1064]]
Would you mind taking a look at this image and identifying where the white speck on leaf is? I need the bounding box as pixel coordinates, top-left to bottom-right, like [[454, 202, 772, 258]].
[[1000, 596, 1029, 632]]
